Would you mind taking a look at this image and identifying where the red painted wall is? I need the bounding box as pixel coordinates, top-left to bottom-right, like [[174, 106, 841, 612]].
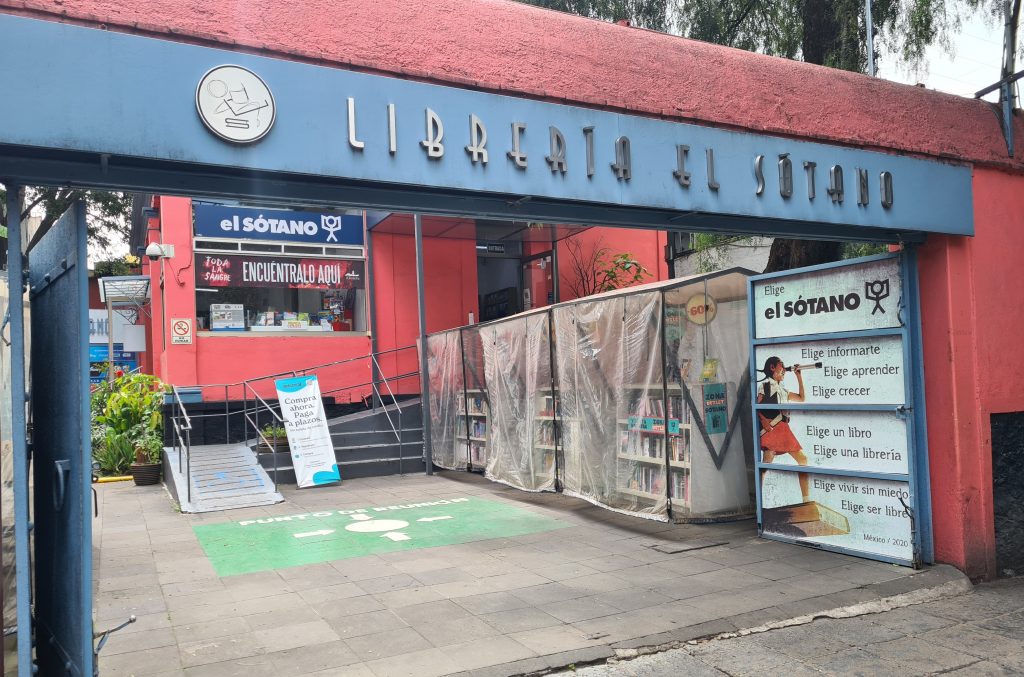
[[557, 227, 668, 302], [144, 200, 478, 400], [918, 166, 1024, 580]]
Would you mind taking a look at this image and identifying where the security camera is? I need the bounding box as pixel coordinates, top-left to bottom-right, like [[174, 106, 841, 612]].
[[145, 242, 164, 261]]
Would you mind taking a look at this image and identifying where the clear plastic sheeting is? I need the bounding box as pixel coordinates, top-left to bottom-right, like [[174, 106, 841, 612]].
[[482, 311, 556, 492], [427, 330, 465, 470], [423, 268, 755, 523], [663, 276, 754, 519], [555, 293, 668, 519]]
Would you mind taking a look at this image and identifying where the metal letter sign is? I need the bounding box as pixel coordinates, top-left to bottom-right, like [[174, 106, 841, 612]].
[[749, 254, 931, 567], [0, 16, 974, 238]]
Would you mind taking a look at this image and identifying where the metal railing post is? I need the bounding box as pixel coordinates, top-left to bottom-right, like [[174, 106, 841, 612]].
[[224, 385, 230, 444]]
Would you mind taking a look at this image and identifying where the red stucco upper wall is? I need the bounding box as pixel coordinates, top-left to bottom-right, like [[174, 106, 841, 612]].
[[5, 0, 1023, 169]]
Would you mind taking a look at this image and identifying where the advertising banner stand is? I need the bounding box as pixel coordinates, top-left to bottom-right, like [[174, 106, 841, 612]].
[[749, 253, 932, 567], [275, 375, 342, 488]]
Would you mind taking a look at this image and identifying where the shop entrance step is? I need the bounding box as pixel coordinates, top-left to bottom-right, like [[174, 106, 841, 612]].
[[164, 443, 284, 513]]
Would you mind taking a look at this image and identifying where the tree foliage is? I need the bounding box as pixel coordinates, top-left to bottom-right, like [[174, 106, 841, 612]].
[[522, 0, 669, 30], [0, 185, 132, 254], [564, 236, 651, 297]]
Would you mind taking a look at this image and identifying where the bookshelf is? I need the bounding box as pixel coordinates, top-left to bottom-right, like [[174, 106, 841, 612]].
[[456, 388, 489, 471], [534, 387, 560, 482], [616, 384, 691, 508]]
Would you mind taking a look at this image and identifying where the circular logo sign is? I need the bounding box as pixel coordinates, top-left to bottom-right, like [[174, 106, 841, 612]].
[[685, 293, 718, 325], [195, 65, 276, 144]]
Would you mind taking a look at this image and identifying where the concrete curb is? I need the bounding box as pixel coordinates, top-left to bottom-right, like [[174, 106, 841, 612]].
[[496, 564, 973, 677]]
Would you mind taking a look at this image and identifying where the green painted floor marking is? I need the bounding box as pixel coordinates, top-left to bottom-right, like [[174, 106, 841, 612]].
[[193, 496, 568, 576]]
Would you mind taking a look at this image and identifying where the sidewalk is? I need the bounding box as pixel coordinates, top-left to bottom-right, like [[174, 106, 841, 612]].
[[562, 577, 1024, 676], [93, 471, 969, 676]]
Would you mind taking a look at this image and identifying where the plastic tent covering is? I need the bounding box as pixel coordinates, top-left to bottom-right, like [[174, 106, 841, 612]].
[[663, 274, 754, 519], [424, 268, 754, 522], [481, 310, 556, 492], [427, 329, 464, 470], [554, 291, 668, 519]]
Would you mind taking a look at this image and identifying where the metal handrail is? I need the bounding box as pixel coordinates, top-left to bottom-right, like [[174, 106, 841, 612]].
[[172, 343, 418, 392], [170, 385, 194, 503], [171, 344, 420, 498], [371, 353, 406, 474]]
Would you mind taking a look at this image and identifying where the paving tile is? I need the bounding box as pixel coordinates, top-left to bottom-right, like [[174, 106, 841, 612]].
[[535, 561, 602, 581], [311, 594, 386, 620], [298, 581, 366, 604], [918, 624, 1024, 660], [178, 633, 266, 668], [452, 591, 531, 615], [871, 604, 958, 634], [413, 615, 501, 647], [325, 609, 408, 639], [480, 606, 562, 634], [860, 636, 979, 673], [374, 584, 444, 608], [803, 646, 914, 677], [510, 624, 604, 655], [579, 554, 642, 573], [510, 582, 588, 606], [344, 626, 433, 662], [253, 619, 340, 653], [594, 587, 671, 612], [539, 595, 622, 623], [181, 655, 279, 677], [444, 635, 538, 671], [974, 610, 1024, 640], [356, 573, 421, 595], [392, 599, 471, 626], [363, 646, 462, 677], [100, 626, 177, 656], [277, 563, 351, 591], [752, 622, 853, 659], [943, 660, 1021, 676], [559, 572, 634, 594], [410, 566, 476, 586], [174, 616, 252, 645], [98, 645, 183, 676]]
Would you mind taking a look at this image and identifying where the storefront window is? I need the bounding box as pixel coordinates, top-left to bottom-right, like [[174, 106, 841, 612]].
[[194, 253, 367, 332]]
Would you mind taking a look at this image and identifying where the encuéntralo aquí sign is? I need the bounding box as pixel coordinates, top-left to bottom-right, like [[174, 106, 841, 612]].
[[274, 375, 340, 488]]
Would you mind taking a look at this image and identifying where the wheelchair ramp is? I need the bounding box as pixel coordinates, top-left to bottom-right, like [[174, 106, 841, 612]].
[[165, 443, 283, 513]]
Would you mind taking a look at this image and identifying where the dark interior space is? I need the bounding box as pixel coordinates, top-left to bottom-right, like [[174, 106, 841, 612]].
[[992, 411, 1024, 577]]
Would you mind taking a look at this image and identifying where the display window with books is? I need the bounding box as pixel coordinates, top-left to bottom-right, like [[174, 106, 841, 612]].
[[191, 202, 367, 334]]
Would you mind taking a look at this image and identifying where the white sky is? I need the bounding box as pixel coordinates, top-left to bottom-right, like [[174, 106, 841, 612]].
[[876, 9, 1009, 103]]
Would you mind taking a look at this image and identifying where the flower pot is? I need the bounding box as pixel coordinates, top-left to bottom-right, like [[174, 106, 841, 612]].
[[130, 462, 161, 486], [260, 439, 290, 454]]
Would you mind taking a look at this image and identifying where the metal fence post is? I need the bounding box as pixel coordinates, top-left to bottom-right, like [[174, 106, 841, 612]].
[[414, 214, 433, 474]]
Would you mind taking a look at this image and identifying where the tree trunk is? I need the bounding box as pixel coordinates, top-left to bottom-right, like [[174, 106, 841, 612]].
[[763, 238, 842, 273], [761, 1, 847, 274]]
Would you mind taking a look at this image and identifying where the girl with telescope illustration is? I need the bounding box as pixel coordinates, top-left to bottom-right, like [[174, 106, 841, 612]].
[[757, 356, 820, 503]]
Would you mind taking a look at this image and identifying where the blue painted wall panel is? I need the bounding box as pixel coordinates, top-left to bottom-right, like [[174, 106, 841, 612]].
[[0, 15, 973, 236]]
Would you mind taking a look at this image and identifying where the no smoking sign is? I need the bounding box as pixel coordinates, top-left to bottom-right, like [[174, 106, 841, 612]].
[[170, 318, 193, 345]]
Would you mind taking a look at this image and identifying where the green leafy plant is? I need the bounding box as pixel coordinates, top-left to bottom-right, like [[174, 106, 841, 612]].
[[260, 423, 288, 447], [94, 430, 135, 476], [134, 432, 164, 465], [91, 372, 166, 473], [564, 236, 651, 298]]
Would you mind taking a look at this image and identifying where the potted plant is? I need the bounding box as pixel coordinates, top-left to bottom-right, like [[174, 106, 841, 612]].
[[260, 423, 289, 452], [92, 372, 166, 485], [130, 431, 163, 486]]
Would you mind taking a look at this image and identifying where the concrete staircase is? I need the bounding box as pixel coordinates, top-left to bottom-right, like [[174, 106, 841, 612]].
[[257, 399, 424, 484]]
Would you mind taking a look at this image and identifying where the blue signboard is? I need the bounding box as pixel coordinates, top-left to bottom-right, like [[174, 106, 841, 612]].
[[193, 204, 364, 245], [0, 15, 974, 237], [88, 344, 137, 385]]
